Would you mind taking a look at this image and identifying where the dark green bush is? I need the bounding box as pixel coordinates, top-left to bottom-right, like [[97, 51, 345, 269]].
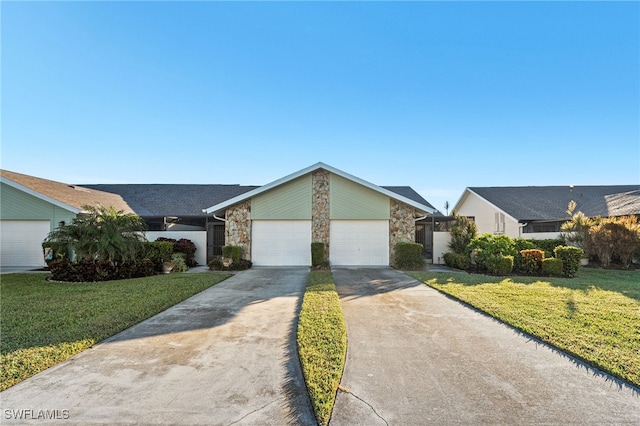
[[155, 237, 198, 266], [529, 239, 564, 258], [541, 257, 563, 277], [174, 239, 197, 266], [520, 249, 544, 275], [144, 241, 174, 272], [208, 258, 252, 271], [486, 254, 514, 276], [394, 242, 425, 270], [554, 245, 584, 278], [311, 242, 327, 267], [222, 245, 243, 261], [47, 259, 159, 282], [443, 252, 470, 270]]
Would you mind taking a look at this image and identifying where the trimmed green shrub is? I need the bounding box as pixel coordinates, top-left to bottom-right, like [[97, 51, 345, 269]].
[[468, 234, 517, 272], [513, 238, 535, 271], [394, 242, 425, 270], [520, 249, 544, 275], [222, 245, 242, 261], [486, 254, 514, 276], [554, 245, 584, 278], [443, 252, 470, 270], [541, 257, 563, 277], [311, 242, 328, 268]]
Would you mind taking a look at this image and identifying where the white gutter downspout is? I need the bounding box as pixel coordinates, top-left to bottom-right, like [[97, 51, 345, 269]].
[[202, 209, 226, 223], [414, 214, 428, 222], [518, 223, 528, 238]]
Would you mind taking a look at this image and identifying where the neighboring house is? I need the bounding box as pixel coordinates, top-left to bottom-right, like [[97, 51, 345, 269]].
[[1, 163, 440, 268], [0, 170, 133, 269], [204, 163, 437, 266], [453, 185, 640, 240]]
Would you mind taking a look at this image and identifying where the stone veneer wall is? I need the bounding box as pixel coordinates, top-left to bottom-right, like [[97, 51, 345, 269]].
[[390, 199, 417, 264], [225, 200, 251, 260], [312, 169, 330, 259]]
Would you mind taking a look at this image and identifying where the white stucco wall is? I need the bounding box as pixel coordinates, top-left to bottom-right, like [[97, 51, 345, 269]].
[[455, 191, 520, 237], [433, 232, 451, 264], [146, 231, 207, 266], [520, 231, 562, 240]]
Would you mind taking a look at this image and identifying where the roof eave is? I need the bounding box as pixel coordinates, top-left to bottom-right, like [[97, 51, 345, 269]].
[[1, 176, 82, 214]]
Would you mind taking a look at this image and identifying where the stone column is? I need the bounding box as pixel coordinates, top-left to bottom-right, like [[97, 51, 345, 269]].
[[390, 199, 417, 264], [312, 169, 330, 259], [225, 200, 251, 260]]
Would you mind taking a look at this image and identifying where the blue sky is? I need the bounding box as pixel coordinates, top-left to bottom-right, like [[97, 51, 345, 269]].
[[2, 1, 638, 213]]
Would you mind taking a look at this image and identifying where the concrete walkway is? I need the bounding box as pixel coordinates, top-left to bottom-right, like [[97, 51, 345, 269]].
[[1, 267, 316, 425], [330, 267, 640, 425]]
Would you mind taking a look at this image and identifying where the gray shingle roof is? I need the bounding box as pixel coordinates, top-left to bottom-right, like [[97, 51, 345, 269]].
[[82, 183, 435, 218], [381, 186, 442, 215], [82, 184, 260, 217], [468, 185, 640, 221]]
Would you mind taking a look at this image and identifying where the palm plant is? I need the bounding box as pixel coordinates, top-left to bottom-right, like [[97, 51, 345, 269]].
[[44, 204, 147, 264], [560, 200, 593, 254]]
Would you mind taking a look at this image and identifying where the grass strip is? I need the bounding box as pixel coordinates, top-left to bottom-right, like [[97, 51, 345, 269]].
[[408, 268, 640, 388], [1, 272, 230, 391], [297, 270, 347, 426]]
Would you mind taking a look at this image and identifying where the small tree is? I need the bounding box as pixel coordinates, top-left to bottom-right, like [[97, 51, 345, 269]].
[[44, 204, 147, 264], [448, 213, 478, 255], [590, 216, 640, 268], [613, 215, 640, 268]]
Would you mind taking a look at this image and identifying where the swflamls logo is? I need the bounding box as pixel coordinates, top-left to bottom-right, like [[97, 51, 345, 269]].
[[4, 409, 70, 420]]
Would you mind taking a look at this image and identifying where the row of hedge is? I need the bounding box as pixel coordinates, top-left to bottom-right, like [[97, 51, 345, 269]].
[[46, 239, 196, 282], [443, 234, 583, 277]]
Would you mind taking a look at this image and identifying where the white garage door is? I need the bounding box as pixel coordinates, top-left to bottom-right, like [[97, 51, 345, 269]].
[[330, 220, 389, 266], [0, 220, 50, 268], [252, 220, 312, 266]]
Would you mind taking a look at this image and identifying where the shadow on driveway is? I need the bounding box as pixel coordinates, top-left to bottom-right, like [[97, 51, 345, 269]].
[[330, 267, 640, 425], [1, 267, 316, 426]]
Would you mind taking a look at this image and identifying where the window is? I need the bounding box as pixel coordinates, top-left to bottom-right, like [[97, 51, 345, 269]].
[[494, 212, 505, 234], [522, 221, 562, 233]]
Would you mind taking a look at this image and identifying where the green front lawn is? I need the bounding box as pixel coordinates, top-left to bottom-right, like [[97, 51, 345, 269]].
[[408, 268, 640, 388], [0, 272, 230, 391], [297, 270, 347, 426]]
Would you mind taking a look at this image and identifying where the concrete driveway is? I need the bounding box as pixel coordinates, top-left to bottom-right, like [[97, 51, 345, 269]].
[[1, 268, 316, 425], [330, 267, 640, 425]]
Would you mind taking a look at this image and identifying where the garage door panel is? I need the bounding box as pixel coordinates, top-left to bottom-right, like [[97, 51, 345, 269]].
[[1, 220, 50, 267], [330, 220, 389, 266], [252, 221, 311, 266]]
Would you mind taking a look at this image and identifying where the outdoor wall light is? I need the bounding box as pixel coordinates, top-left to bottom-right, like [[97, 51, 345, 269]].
[[58, 221, 65, 227]]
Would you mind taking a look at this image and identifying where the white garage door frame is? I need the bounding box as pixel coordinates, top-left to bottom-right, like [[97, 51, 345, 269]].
[[1, 220, 50, 268], [330, 220, 389, 266], [252, 220, 312, 266]]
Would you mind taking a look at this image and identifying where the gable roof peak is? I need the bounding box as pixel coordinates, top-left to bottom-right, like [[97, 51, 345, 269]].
[[204, 162, 436, 215]]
